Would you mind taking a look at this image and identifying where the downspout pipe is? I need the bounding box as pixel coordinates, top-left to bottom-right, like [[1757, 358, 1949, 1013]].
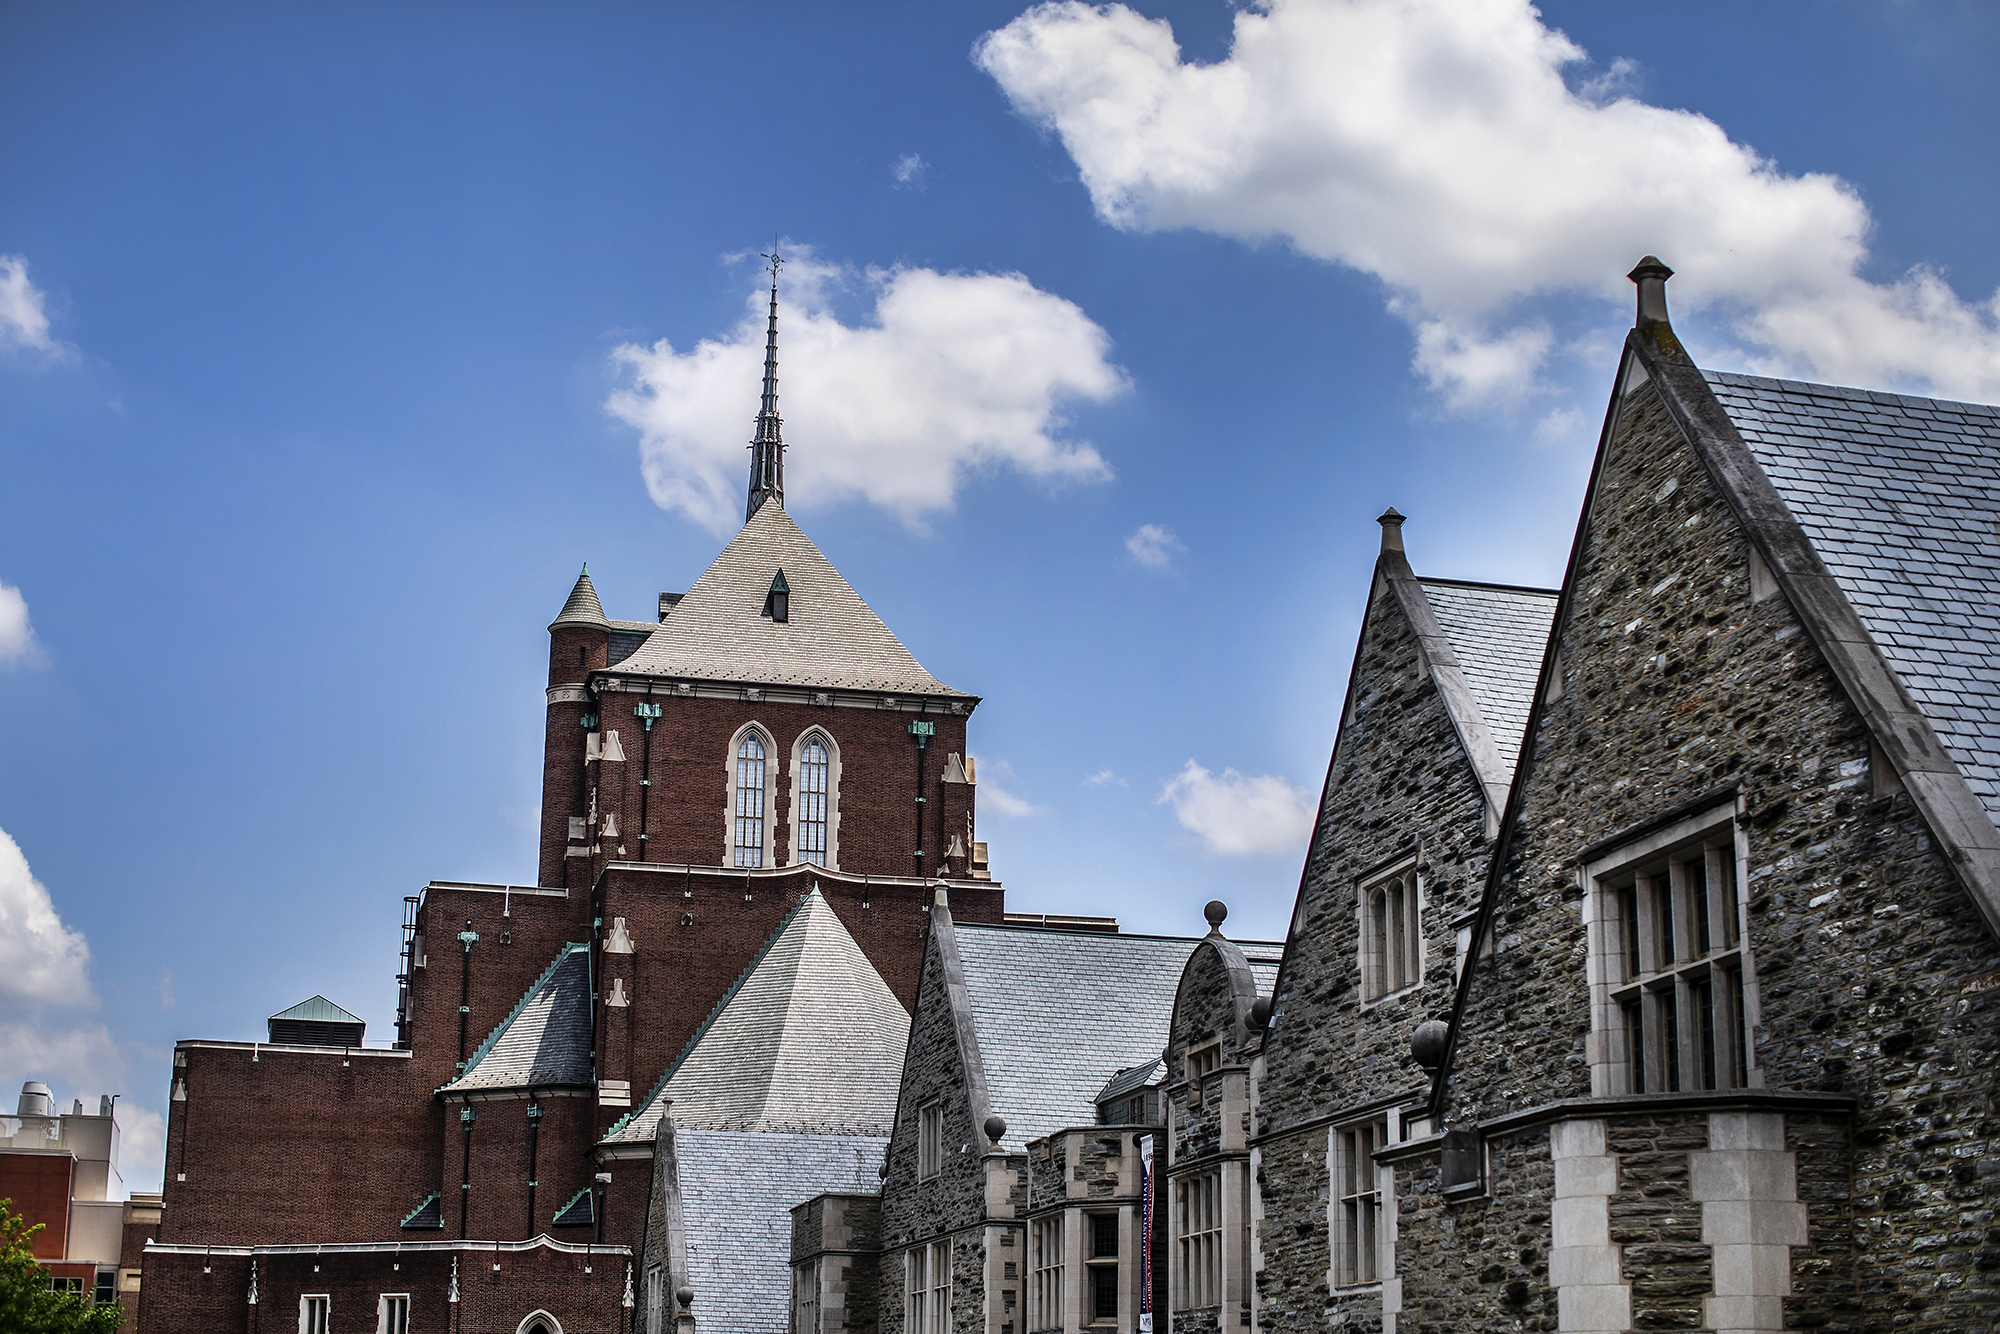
[[459, 1102, 476, 1239], [525, 1093, 542, 1238]]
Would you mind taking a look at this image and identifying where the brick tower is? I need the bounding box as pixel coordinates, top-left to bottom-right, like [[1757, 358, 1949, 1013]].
[[140, 257, 1003, 1334]]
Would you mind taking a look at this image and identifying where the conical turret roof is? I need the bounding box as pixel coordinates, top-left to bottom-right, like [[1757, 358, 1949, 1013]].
[[551, 566, 608, 629]]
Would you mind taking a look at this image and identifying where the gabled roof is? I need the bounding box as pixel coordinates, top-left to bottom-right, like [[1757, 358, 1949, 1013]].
[[608, 501, 968, 697], [673, 1129, 887, 1334], [268, 996, 364, 1025], [1705, 371, 2000, 827], [1418, 580, 1560, 779], [953, 923, 1281, 1149], [440, 944, 593, 1093], [605, 890, 909, 1142]]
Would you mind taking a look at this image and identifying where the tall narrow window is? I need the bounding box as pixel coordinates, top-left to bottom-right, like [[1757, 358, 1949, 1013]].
[[734, 732, 768, 867], [1175, 1172, 1221, 1309], [376, 1295, 410, 1334], [300, 1296, 330, 1334], [792, 1259, 820, 1334], [927, 1240, 951, 1333], [1029, 1215, 1066, 1331], [1333, 1120, 1386, 1286], [918, 1101, 943, 1180], [1087, 1211, 1120, 1322], [1361, 866, 1422, 1000], [646, 1265, 664, 1334], [1599, 821, 1751, 1095], [796, 733, 831, 867]]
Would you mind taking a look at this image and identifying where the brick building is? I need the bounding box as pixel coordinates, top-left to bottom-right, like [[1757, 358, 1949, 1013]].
[[139, 269, 1007, 1333]]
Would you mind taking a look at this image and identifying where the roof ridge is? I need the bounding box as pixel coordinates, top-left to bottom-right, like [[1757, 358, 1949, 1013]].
[[604, 888, 820, 1139], [1414, 576, 1562, 597], [446, 943, 589, 1090]]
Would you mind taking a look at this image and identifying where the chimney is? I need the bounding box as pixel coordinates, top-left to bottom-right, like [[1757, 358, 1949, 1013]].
[[1377, 507, 1407, 554], [1628, 256, 1673, 330]]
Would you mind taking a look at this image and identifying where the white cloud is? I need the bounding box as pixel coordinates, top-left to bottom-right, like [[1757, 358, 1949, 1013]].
[[0, 581, 45, 667], [0, 823, 162, 1195], [977, 0, 2000, 404], [1158, 759, 1316, 856], [0, 256, 54, 352], [892, 153, 930, 189], [972, 757, 1042, 817], [0, 826, 93, 1005], [1123, 522, 1184, 569], [1082, 768, 1127, 788], [608, 251, 1127, 533]]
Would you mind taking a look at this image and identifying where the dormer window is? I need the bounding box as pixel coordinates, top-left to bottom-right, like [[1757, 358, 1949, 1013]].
[[763, 570, 790, 623]]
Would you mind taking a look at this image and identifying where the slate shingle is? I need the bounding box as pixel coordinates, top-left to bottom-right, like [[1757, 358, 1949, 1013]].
[[954, 925, 1281, 1149], [441, 944, 593, 1092], [1417, 580, 1560, 779], [1706, 371, 2000, 830]]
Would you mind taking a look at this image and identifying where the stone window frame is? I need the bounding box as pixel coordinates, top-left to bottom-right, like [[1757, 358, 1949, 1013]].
[[917, 1099, 944, 1180], [1174, 1169, 1222, 1310], [1084, 1209, 1120, 1324], [1358, 856, 1424, 1005], [724, 722, 777, 868], [1581, 799, 1763, 1098], [1329, 1115, 1390, 1289], [791, 1258, 820, 1334], [789, 728, 841, 870], [1028, 1212, 1066, 1331], [375, 1294, 410, 1334], [645, 1264, 664, 1334], [299, 1295, 330, 1334], [905, 1240, 951, 1334], [1185, 1041, 1222, 1109]]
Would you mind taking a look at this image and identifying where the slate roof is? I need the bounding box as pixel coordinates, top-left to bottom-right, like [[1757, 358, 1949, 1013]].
[[268, 995, 364, 1025], [552, 568, 607, 627], [610, 502, 967, 697], [1419, 580, 1560, 778], [674, 1129, 887, 1334], [441, 944, 594, 1092], [954, 924, 1282, 1149], [1706, 371, 2000, 827], [605, 890, 910, 1142]]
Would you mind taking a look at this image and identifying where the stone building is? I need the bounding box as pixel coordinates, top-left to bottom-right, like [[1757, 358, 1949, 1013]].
[[138, 266, 1009, 1333], [1240, 511, 1556, 1334], [1386, 261, 2000, 1334], [830, 892, 1279, 1334]]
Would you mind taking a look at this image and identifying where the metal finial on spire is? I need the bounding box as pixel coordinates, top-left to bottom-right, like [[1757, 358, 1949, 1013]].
[[746, 248, 786, 523]]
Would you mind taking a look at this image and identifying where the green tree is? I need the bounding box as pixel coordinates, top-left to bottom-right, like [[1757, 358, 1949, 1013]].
[[0, 1199, 122, 1333]]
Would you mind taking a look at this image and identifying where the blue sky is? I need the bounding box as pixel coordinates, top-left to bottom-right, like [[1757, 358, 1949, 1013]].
[[2, 0, 1996, 1193]]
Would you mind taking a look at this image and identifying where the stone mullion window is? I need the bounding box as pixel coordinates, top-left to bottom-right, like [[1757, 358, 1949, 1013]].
[[1086, 1210, 1120, 1323], [925, 1239, 951, 1333], [792, 1259, 820, 1334], [795, 733, 831, 867], [1359, 864, 1422, 1002], [1175, 1170, 1221, 1309], [375, 1294, 410, 1334], [733, 730, 770, 867], [300, 1295, 330, 1334], [1029, 1213, 1065, 1331], [1600, 826, 1751, 1095], [917, 1100, 943, 1180], [1332, 1119, 1386, 1288]]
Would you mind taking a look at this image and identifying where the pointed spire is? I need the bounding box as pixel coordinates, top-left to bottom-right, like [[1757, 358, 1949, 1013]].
[[553, 565, 608, 627], [746, 250, 786, 523]]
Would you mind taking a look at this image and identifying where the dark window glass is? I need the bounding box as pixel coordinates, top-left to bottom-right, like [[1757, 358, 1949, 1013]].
[[1091, 1264, 1119, 1319], [1091, 1213, 1118, 1259]]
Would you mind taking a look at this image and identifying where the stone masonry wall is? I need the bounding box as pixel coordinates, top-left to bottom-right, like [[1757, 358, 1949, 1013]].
[[1255, 563, 1504, 1334], [1433, 379, 2000, 1331], [1389, 1125, 1556, 1334]]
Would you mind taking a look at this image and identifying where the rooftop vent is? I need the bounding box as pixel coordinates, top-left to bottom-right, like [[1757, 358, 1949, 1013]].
[[268, 995, 365, 1048], [16, 1081, 53, 1117], [658, 592, 683, 623]]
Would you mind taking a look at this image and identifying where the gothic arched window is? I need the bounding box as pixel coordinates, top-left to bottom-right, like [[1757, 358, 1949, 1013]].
[[734, 732, 769, 867], [796, 733, 831, 867]]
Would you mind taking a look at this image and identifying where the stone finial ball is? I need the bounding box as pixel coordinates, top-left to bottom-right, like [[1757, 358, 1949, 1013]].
[[677, 1287, 695, 1308], [1203, 900, 1228, 928], [1250, 997, 1272, 1029], [1411, 1020, 1451, 1071], [984, 1115, 1007, 1144]]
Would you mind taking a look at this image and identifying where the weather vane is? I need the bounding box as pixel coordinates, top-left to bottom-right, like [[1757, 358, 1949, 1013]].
[[761, 245, 783, 284]]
